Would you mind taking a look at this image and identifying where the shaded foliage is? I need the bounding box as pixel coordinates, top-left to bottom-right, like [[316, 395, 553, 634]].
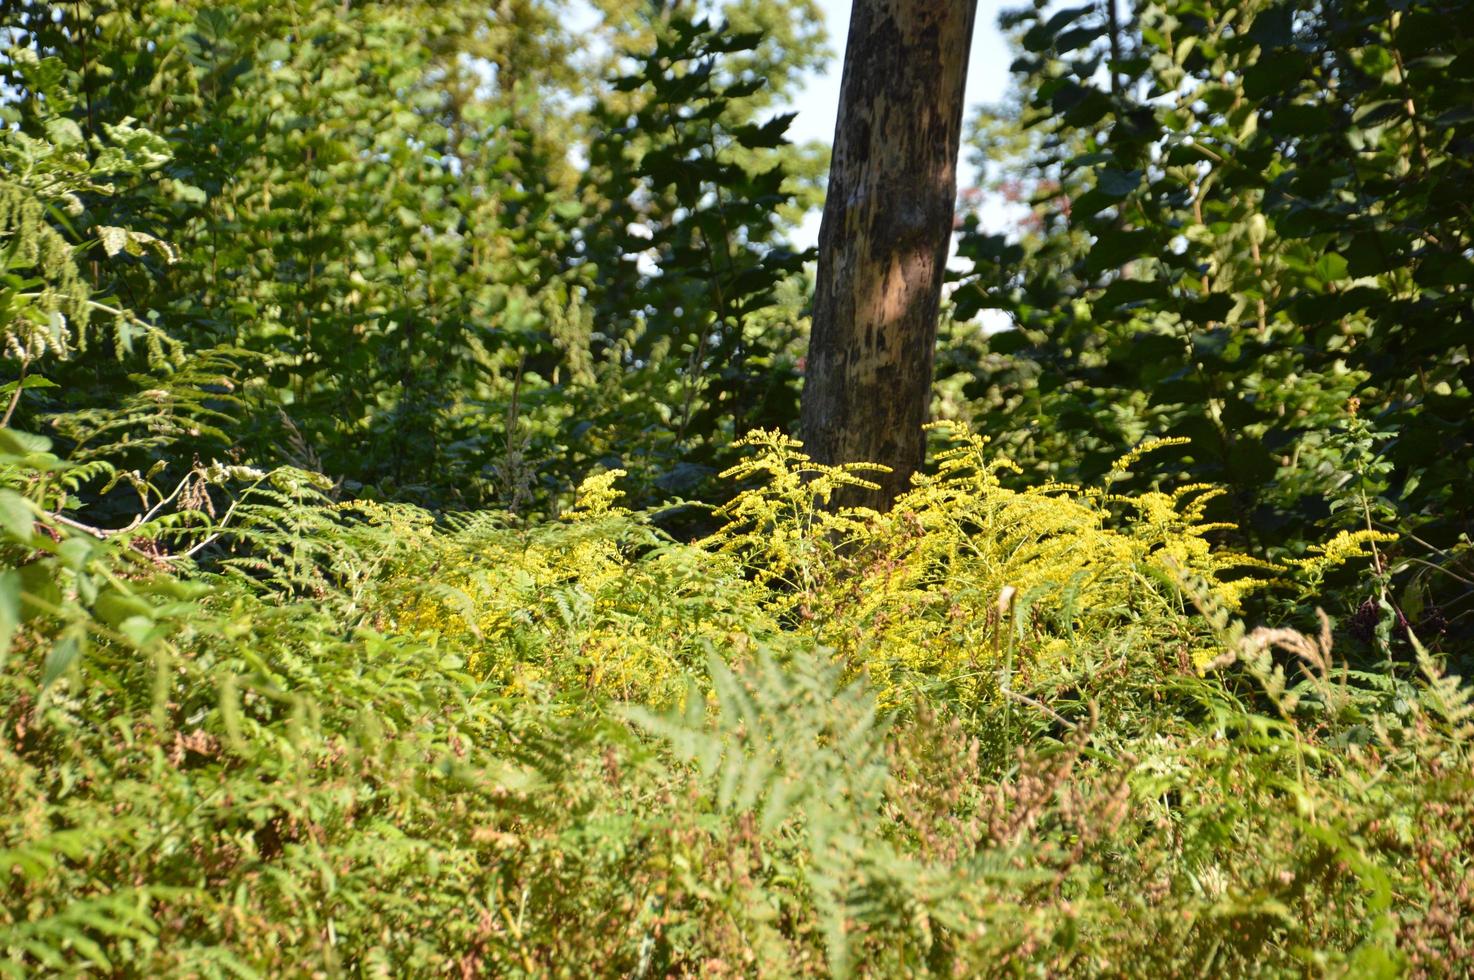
[[950, 0, 1474, 656], [2, 0, 823, 512]]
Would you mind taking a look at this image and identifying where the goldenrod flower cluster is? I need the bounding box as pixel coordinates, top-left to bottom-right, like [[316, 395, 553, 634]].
[[373, 424, 1373, 706]]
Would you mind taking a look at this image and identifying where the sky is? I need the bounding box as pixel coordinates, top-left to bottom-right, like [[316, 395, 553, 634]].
[[786, 1, 1018, 249]]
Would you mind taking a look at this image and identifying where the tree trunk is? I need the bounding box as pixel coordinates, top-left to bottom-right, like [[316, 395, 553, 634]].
[[800, 0, 978, 508]]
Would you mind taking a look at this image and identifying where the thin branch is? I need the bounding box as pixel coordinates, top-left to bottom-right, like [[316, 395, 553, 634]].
[[179, 495, 245, 559], [1, 359, 28, 428], [1000, 686, 1080, 732]]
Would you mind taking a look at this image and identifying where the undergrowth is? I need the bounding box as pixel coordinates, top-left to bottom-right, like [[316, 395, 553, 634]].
[[2, 423, 1468, 976]]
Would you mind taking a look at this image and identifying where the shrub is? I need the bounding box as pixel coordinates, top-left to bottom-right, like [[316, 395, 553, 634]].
[[7, 421, 1463, 975]]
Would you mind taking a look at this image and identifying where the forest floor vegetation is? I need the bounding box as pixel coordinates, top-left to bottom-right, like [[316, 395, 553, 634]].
[[3, 423, 1470, 976]]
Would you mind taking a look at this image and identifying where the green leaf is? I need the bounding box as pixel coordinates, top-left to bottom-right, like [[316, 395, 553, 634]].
[[1129, 333, 1187, 365], [1085, 228, 1154, 275], [987, 329, 1033, 355], [98, 225, 131, 257], [1352, 100, 1404, 128], [119, 615, 157, 648], [1070, 188, 1119, 220], [1432, 106, 1474, 128], [1312, 252, 1350, 285], [1148, 377, 1206, 406], [1023, 4, 1093, 52], [0, 376, 59, 397], [58, 536, 94, 572], [1095, 168, 1142, 200], [1056, 24, 1107, 54], [41, 631, 84, 689], [1266, 103, 1331, 136], [95, 590, 154, 630], [0, 490, 35, 543], [0, 569, 19, 668], [44, 116, 84, 147], [722, 77, 766, 99], [1181, 293, 1235, 325], [733, 113, 796, 150], [17, 562, 59, 620], [1097, 278, 1165, 310], [1243, 54, 1307, 100], [1248, 6, 1294, 48]]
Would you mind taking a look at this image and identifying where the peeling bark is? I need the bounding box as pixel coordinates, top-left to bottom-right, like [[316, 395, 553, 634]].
[[800, 0, 978, 509]]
